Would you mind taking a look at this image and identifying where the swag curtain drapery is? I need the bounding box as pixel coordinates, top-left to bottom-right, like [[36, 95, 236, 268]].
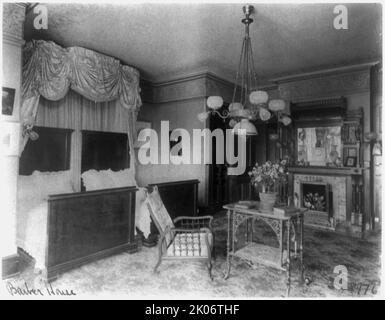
[[20, 39, 142, 170]]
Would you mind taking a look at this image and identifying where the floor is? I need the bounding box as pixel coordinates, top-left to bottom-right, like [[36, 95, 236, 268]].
[[4, 212, 381, 298]]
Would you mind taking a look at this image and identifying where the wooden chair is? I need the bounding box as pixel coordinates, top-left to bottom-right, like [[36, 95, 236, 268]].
[[145, 186, 214, 280]]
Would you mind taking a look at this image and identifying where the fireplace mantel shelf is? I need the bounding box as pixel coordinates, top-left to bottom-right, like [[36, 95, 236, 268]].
[[288, 166, 364, 176]]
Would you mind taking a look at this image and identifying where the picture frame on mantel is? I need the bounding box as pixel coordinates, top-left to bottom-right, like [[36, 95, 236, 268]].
[[345, 156, 357, 167]]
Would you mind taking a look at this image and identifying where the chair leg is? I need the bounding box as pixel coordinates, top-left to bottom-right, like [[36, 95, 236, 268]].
[[207, 260, 213, 281], [212, 236, 216, 261], [153, 256, 162, 273]]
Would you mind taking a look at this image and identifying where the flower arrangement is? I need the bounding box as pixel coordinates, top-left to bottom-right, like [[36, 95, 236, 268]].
[[248, 159, 288, 193]]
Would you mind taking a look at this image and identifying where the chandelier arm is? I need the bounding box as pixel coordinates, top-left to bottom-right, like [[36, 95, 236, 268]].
[[250, 54, 257, 89], [242, 36, 248, 106], [248, 38, 258, 89], [239, 38, 245, 106], [232, 38, 246, 104], [246, 39, 252, 104], [247, 38, 253, 98], [212, 110, 230, 120]]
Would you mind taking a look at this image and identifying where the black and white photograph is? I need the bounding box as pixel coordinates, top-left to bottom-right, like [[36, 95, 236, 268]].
[[0, 0, 383, 304]]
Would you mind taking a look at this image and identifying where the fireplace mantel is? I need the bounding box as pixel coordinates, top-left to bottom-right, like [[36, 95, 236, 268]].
[[289, 166, 365, 234], [288, 166, 364, 176]]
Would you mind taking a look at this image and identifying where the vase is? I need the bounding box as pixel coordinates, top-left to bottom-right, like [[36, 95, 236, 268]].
[[259, 192, 278, 211], [329, 145, 339, 164]]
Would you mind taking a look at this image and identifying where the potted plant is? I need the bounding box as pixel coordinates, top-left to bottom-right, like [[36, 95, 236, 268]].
[[248, 159, 288, 211]]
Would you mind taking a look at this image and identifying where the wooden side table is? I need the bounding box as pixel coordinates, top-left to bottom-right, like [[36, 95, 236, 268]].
[[223, 203, 305, 296]]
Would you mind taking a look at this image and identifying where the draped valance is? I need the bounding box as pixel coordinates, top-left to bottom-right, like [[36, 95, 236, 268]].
[[20, 40, 142, 163]]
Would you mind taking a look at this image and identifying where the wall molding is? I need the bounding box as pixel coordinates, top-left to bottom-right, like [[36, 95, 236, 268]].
[[271, 62, 379, 84]]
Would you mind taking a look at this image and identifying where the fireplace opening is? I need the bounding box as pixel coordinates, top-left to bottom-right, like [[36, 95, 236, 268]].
[[299, 181, 334, 229], [303, 184, 327, 211], [300, 182, 331, 214]]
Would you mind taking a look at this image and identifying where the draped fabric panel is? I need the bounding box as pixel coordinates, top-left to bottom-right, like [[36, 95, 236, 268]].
[[21, 40, 141, 178], [36, 91, 80, 129], [22, 40, 141, 109], [81, 99, 131, 132]]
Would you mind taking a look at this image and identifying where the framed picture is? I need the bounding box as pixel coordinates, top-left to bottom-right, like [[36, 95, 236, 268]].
[[345, 156, 357, 167], [2, 87, 16, 116], [135, 120, 152, 148]]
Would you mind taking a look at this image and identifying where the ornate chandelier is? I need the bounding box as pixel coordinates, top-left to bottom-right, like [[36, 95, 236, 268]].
[[198, 5, 292, 135]]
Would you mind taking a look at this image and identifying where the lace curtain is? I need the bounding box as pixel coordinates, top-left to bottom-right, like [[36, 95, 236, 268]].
[[20, 40, 142, 171]]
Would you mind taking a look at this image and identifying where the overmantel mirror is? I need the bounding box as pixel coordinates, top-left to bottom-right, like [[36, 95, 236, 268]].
[[290, 97, 363, 168]]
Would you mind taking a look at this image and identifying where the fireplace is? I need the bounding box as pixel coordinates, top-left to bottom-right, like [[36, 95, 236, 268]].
[[300, 182, 330, 213], [297, 179, 334, 230]]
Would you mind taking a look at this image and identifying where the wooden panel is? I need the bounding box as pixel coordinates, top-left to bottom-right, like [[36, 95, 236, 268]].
[[2, 254, 20, 279], [45, 187, 138, 280], [143, 180, 199, 246], [227, 175, 253, 203], [19, 126, 72, 175], [148, 180, 199, 219], [81, 130, 129, 173], [291, 98, 347, 121], [370, 63, 382, 229]]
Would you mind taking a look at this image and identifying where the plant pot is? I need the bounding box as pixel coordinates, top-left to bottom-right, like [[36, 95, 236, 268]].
[[259, 192, 278, 211]]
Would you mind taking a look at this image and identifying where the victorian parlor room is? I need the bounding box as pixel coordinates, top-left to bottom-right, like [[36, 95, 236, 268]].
[[1, 2, 382, 298]]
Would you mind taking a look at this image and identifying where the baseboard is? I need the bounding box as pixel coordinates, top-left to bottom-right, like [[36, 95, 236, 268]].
[[2, 254, 20, 279]]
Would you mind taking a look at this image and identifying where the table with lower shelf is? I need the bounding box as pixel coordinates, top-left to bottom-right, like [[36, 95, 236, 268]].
[[223, 203, 305, 296]]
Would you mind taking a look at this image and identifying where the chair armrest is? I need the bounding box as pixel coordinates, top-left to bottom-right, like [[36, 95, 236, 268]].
[[173, 215, 213, 230], [170, 227, 211, 234]]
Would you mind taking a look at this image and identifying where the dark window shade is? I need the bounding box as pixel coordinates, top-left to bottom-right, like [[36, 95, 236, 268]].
[[19, 126, 72, 175], [81, 130, 129, 173]]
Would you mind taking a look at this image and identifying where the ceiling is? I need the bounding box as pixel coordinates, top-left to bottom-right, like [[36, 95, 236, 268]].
[[24, 3, 382, 84]]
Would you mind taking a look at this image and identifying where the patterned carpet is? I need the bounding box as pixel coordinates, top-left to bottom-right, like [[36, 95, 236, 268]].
[[4, 212, 381, 298]]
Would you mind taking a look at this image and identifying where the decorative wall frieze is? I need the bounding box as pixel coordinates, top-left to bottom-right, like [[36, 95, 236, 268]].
[[277, 68, 372, 102], [206, 73, 235, 103], [2, 3, 26, 42], [142, 72, 225, 104], [142, 71, 279, 105], [151, 75, 207, 103], [140, 62, 376, 106]]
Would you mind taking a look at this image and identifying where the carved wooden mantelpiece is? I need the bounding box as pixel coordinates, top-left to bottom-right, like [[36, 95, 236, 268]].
[[288, 166, 364, 177]]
